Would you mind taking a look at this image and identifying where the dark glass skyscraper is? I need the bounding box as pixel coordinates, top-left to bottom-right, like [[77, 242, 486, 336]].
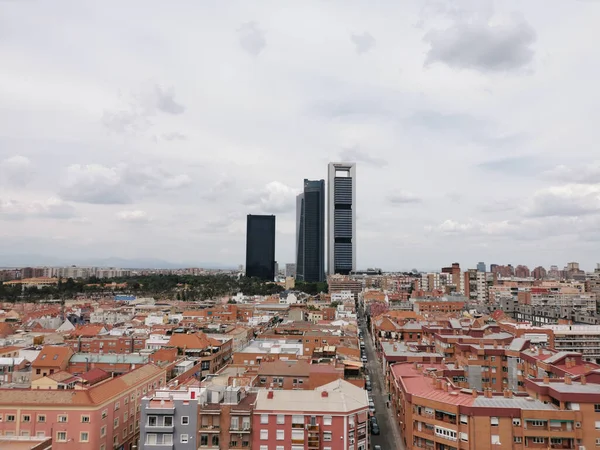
[[296, 179, 325, 282], [328, 163, 356, 275], [245, 214, 276, 281]]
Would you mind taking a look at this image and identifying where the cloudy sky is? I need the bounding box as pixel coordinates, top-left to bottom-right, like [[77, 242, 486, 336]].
[[2, 0, 600, 271]]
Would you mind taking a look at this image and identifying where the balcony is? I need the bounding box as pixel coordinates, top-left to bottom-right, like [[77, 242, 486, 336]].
[[200, 425, 220, 432], [146, 423, 174, 433], [291, 439, 305, 445], [230, 426, 251, 433], [307, 425, 319, 432]]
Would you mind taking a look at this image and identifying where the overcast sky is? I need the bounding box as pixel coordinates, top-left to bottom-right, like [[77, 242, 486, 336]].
[[2, 0, 600, 271]]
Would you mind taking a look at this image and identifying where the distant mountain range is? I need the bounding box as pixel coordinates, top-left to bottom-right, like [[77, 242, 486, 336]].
[[0, 254, 236, 270]]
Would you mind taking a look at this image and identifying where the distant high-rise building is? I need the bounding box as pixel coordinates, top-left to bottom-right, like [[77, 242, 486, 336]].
[[532, 266, 547, 279], [327, 163, 356, 275], [245, 215, 276, 281], [296, 179, 325, 282], [285, 263, 297, 278], [477, 262, 486, 273]]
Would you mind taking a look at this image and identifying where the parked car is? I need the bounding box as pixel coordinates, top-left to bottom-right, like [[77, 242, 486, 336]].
[[368, 400, 375, 412], [366, 381, 372, 391], [370, 416, 378, 428], [373, 446, 382, 450], [371, 423, 380, 435]]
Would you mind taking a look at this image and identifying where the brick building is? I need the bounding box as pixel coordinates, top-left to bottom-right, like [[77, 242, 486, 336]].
[[253, 380, 369, 450]]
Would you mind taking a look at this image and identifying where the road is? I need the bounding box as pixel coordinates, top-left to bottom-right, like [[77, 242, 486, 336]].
[[360, 314, 405, 450]]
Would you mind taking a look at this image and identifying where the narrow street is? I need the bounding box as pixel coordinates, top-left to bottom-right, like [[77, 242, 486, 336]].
[[360, 313, 405, 450]]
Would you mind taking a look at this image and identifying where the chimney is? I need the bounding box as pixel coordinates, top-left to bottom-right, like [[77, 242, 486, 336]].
[[543, 376, 549, 385], [493, 341, 498, 349], [503, 389, 510, 398], [267, 391, 274, 399], [443, 382, 449, 392], [485, 388, 493, 398], [565, 375, 572, 385], [472, 389, 478, 398], [321, 390, 328, 397], [435, 378, 442, 390], [480, 341, 484, 349], [581, 375, 587, 385]]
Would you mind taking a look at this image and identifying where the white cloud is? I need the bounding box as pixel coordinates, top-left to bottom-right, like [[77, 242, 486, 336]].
[[388, 191, 422, 204], [117, 210, 150, 223], [526, 184, 600, 217], [59, 163, 191, 204], [544, 162, 600, 184], [0, 197, 76, 219], [424, 15, 536, 72], [243, 181, 299, 214], [0, 155, 33, 186], [237, 22, 266, 56], [351, 32, 376, 54]]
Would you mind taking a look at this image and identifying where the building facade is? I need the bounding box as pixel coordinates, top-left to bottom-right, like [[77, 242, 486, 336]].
[[327, 163, 356, 276], [246, 215, 276, 281], [296, 179, 325, 283]]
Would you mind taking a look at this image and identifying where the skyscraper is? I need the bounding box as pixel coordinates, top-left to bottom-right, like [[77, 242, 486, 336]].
[[245, 214, 276, 281], [296, 179, 325, 282], [477, 262, 486, 272], [327, 162, 356, 275]]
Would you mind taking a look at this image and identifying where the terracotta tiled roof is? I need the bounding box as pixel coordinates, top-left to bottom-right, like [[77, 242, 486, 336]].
[[167, 332, 211, 349], [0, 364, 164, 406], [80, 368, 110, 385], [31, 345, 73, 368], [68, 324, 106, 338], [257, 360, 310, 377], [47, 370, 79, 383], [0, 322, 14, 338]]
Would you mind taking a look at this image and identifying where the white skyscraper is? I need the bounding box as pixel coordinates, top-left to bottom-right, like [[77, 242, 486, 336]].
[[327, 162, 356, 275]]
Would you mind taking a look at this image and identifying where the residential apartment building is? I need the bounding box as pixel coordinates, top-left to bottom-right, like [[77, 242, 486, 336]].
[[253, 380, 369, 450], [0, 363, 166, 450], [390, 361, 600, 450]]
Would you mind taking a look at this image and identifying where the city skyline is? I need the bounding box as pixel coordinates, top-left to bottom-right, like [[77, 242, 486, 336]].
[[2, 1, 600, 270]]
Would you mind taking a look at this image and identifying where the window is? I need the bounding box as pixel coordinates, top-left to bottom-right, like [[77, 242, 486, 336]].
[[115, 401, 120, 410], [324, 415, 332, 426], [36, 432, 45, 438], [596, 421, 600, 430], [260, 429, 268, 440], [261, 414, 269, 424], [490, 417, 499, 426], [260, 446, 268, 450], [101, 409, 107, 419], [148, 416, 157, 427], [512, 418, 521, 426], [201, 434, 208, 446], [114, 418, 119, 428], [323, 431, 332, 441], [459, 432, 468, 442], [532, 437, 545, 444], [22, 415, 30, 422], [37, 415, 46, 423], [514, 437, 522, 444], [212, 435, 220, 447], [80, 432, 89, 442], [56, 431, 67, 442], [260, 377, 267, 383], [596, 404, 600, 412], [491, 435, 500, 445], [164, 416, 173, 427], [529, 420, 545, 427], [277, 414, 284, 424], [277, 430, 284, 440], [146, 434, 157, 445], [181, 434, 189, 443], [113, 435, 118, 446], [550, 438, 562, 445], [6, 415, 15, 422], [163, 434, 173, 445], [100, 426, 106, 437], [460, 414, 467, 424], [58, 415, 68, 423], [181, 416, 189, 425]]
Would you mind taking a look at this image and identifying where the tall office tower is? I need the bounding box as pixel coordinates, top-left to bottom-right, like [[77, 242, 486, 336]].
[[477, 262, 486, 273], [245, 214, 276, 281], [327, 163, 356, 275], [296, 179, 325, 282]]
